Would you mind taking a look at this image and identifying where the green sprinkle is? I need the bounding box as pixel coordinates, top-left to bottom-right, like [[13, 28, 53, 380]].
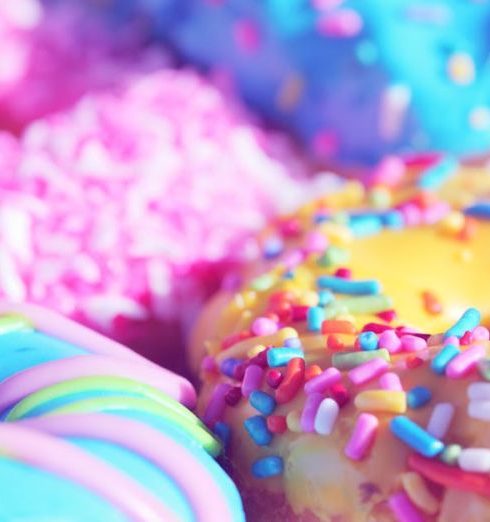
[[332, 349, 390, 370], [0, 313, 32, 335], [478, 359, 490, 381], [325, 295, 393, 317], [439, 444, 462, 466], [251, 274, 276, 292], [317, 245, 350, 267]]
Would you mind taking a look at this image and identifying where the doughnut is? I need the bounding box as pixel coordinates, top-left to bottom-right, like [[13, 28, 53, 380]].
[[0, 301, 244, 521], [192, 159, 490, 521], [0, 67, 331, 368], [131, 0, 490, 165]]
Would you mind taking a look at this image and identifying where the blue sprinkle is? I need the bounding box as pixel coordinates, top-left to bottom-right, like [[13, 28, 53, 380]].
[[417, 156, 459, 190], [284, 337, 302, 349], [263, 236, 284, 259], [318, 290, 334, 307], [244, 416, 273, 446], [252, 455, 284, 478], [307, 306, 325, 332], [444, 308, 481, 339], [313, 212, 330, 224], [431, 344, 461, 375], [349, 214, 383, 237], [267, 347, 304, 368], [390, 416, 444, 457], [381, 210, 404, 229], [220, 358, 242, 378], [358, 331, 379, 351], [464, 203, 490, 220], [249, 390, 277, 416], [214, 422, 231, 448], [407, 386, 432, 409], [317, 276, 381, 295]]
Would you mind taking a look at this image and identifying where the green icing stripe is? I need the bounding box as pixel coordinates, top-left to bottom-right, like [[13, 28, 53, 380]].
[[43, 395, 221, 457], [6, 376, 197, 425], [0, 314, 33, 335]]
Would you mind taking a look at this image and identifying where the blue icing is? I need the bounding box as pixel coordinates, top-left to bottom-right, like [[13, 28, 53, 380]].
[[67, 437, 195, 522], [65, 0, 490, 164], [0, 330, 88, 381], [0, 457, 127, 522]]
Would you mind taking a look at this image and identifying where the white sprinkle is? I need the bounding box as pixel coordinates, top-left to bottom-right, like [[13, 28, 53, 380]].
[[314, 398, 339, 435], [467, 382, 490, 401], [468, 400, 490, 422], [458, 448, 490, 473], [426, 402, 454, 439]]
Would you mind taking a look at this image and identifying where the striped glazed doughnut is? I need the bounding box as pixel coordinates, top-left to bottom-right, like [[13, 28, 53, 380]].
[[191, 158, 490, 521], [0, 302, 244, 522]]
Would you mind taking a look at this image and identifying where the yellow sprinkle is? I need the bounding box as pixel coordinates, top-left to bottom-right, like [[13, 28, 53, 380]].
[[401, 472, 440, 515], [439, 211, 464, 235], [299, 290, 320, 307], [278, 327, 299, 342], [286, 410, 302, 432], [354, 390, 407, 414], [318, 222, 353, 246], [247, 344, 266, 358], [447, 52, 475, 85]]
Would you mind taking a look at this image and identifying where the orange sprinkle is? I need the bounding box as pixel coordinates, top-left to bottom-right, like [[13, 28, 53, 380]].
[[305, 364, 322, 381], [327, 334, 345, 351], [422, 291, 443, 315], [322, 319, 357, 335], [458, 217, 478, 241], [276, 358, 305, 404]]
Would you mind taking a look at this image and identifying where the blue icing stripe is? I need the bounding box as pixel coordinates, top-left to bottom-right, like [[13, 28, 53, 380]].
[[67, 437, 194, 522], [0, 330, 87, 381], [0, 457, 126, 522]]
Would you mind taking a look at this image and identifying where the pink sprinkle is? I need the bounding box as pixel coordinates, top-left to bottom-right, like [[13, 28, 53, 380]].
[[362, 322, 392, 334], [388, 492, 424, 522], [233, 19, 260, 52], [251, 317, 278, 337], [266, 369, 283, 389], [446, 344, 486, 379], [203, 383, 232, 427], [304, 367, 341, 394], [344, 413, 378, 461], [300, 392, 324, 432], [369, 155, 406, 188], [460, 331, 472, 345], [399, 203, 422, 227], [281, 248, 305, 270], [241, 364, 264, 398], [317, 9, 363, 37], [379, 330, 402, 353], [401, 335, 427, 352], [379, 372, 403, 391], [311, 0, 344, 11], [443, 335, 460, 347], [334, 267, 351, 279], [471, 326, 490, 342], [303, 231, 328, 254], [201, 356, 217, 373], [348, 358, 388, 386], [423, 201, 450, 225], [377, 309, 397, 322]]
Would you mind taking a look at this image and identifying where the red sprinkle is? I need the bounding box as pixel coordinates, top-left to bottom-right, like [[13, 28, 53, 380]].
[[267, 415, 287, 434], [327, 334, 345, 351], [334, 267, 351, 279], [276, 357, 305, 404], [422, 291, 443, 315], [406, 355, 424, 369], [330, 382, 350, 407], [305, 364, 323, 381], [409, 453, 490, 499], [268, 291, 295, 306], [377, 310, 397, 322], [266, 369, 283, 389], [279, 217, 302, 238], [460, 331, 472, 346], [249, 349, 270, 368], [224, 386, 242, 406], [361, 322, 393, 334], [291, 305, 309, 322]]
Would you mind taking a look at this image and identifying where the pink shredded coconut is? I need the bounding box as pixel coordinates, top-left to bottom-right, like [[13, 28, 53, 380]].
[[0, 68, 335, 369]]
